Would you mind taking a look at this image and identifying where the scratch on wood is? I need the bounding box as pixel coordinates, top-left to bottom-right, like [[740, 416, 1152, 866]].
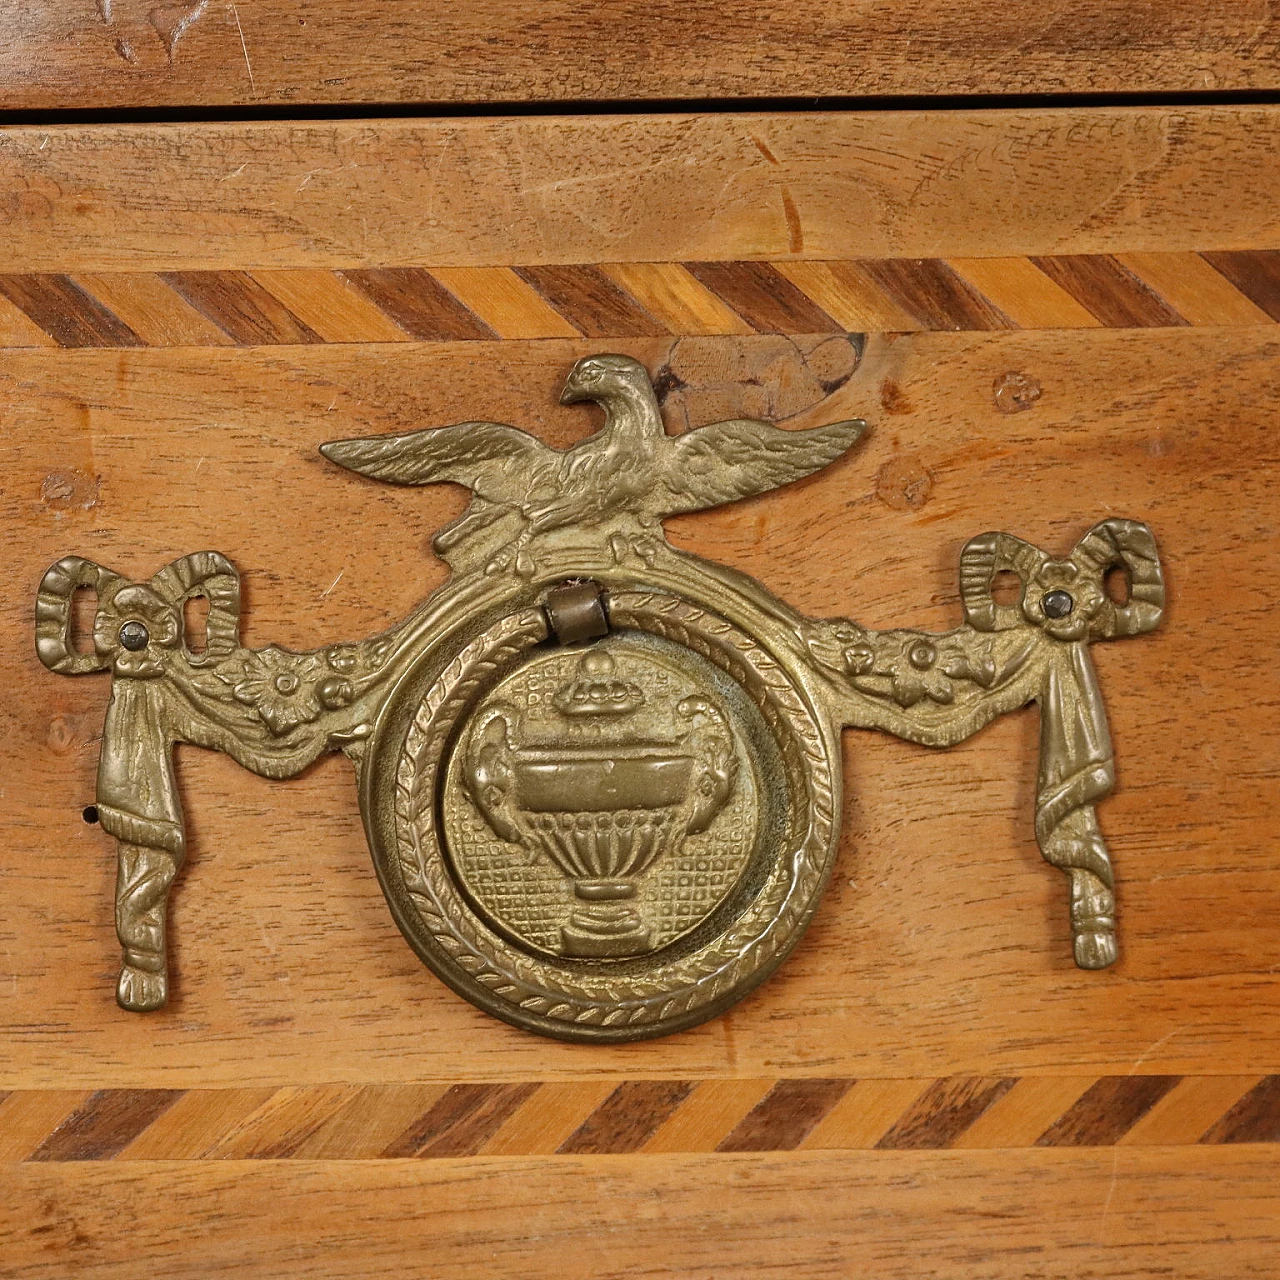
[[229, 3, 256, 93], [751, 136, 780, 165], [781, 188, 804, 254]]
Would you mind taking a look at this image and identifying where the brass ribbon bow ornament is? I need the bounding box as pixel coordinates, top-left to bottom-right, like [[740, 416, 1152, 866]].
[[805, 518, 1164, 970], [34, 354, 1165, 1034], [36, 550, 408, 1011]]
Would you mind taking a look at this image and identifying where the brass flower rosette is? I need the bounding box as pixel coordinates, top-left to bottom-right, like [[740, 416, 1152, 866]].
[[35, 354, 1164, 1041]]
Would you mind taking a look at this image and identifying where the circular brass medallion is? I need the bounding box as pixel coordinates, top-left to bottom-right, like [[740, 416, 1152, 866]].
[[362, 585, 840, 1042]]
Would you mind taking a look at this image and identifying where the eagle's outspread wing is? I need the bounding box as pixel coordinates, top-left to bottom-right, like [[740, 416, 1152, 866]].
[[319, 421, 555, 503], [654, 417, 867, 516]]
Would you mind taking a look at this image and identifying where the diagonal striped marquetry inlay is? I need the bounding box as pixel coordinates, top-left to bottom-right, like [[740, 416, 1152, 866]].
[[1, 252, 1278, 349], [1, 1076, 1275, 1161]]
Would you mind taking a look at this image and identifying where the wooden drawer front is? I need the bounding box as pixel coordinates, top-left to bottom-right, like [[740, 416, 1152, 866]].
[[0, 108, 1277, 1276]]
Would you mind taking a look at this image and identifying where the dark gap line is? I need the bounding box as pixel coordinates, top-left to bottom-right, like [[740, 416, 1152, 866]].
[[1, 87, 1279, 128]]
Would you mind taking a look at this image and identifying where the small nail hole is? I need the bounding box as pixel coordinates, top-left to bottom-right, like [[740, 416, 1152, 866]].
[[82, 805, 99, 824]]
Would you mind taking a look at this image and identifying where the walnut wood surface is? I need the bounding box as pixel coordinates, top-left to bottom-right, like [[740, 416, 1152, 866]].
[[3, 324, 1278, 1085], [2, 106, 1278, 1275], [4, 1, 1280, 111], [2, 1150, 1279, 1278], [3, 110, 1280, 272]]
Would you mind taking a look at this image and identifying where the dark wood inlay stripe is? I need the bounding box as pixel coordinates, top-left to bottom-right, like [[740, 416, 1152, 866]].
[[382, 1083, 538, 1158], [1, 257, 1266, 348], [4, 1078, 1278, 1158], [1201, 251, 1280, 322], [558, 1080, 695, 1155], [1030, 255, 1187, 328], [685, 260, 840, 334], [875, 1076, 1016, 1150], [514, 264, 664, 336], [717, 1079, 851, 1153], [342, 268, 496, 341], [853, 258, 1013, 330], [1201, 1076, 1280, 1144], [1036, 1076, 1181, 1147], [159, 271, 323, 345], [27, 1089, 184, 1162], [0, 274, 143, 347]]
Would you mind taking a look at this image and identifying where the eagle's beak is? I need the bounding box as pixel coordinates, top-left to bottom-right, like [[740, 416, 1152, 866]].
[[559, 363, 591, 404]]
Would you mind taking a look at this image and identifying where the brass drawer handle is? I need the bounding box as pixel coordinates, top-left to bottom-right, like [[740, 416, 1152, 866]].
[[36, 354, 1163, 1039]]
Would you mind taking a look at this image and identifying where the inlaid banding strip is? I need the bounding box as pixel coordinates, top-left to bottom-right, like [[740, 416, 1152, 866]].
[[1200, 1075, 1280, 1145], [1029, 255, 1188, 328], [3, 1077, 1276, 1161], [0, 253, 1277, 348], [27, 1089, 184, 1162], [716, 1079, 852, 1152], [382, 1083, 539, 1159], [1200, 251, 1280, 322], [513, 264, 666, 337], [835, 259, 1013, 331], [875, 1076, 1016, 1149], [341, 268, 498, 342], [685, 261, 842, 334], [1035, 1076, 1183, 1147], [0, 274, 143, 347], [558, 1080, 696, 1155], [159, 271, 325, 345]]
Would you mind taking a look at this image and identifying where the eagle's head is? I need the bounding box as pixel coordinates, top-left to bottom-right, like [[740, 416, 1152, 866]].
[[559, 354, 652, 405]]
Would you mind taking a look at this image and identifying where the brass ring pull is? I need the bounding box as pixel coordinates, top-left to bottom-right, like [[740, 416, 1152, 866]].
[[33, 353, 1166, 1030]]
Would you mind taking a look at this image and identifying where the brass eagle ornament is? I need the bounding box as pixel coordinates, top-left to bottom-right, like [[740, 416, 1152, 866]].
[[35, 355, 1164, 1041], [319, 354, 866, 578]]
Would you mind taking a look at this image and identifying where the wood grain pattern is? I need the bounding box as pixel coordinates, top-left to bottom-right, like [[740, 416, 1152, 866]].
[[2, 324, 1279, 1085], [2, 103, 1278, 1275], [4, 111, 1280, 272], [4, 2, 1280, 111], [2, 1150, 1279, 1278]]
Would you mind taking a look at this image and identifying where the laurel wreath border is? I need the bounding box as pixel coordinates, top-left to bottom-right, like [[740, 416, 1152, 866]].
[[389, 591, 836, 1031]]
